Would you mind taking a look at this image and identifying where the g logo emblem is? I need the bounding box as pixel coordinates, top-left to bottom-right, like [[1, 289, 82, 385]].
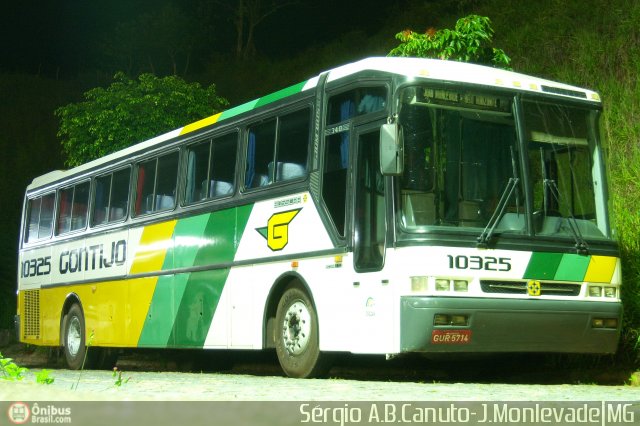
[[527, 280, 541, 296], [256, 208, 301, 251]]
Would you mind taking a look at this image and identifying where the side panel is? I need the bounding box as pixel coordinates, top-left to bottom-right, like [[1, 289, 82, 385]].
[[19, 192, 342, 351]]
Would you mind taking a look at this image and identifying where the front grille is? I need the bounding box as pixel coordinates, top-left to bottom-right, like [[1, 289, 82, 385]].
[[481, 280, 581, 297], [23, 290, 40, 339]]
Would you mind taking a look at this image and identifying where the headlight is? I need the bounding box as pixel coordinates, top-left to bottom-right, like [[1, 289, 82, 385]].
[[411, 276, 429, 292], [588, 286, 602, 297]]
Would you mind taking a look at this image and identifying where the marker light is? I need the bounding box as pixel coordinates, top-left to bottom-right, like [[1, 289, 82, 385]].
[[411, 276, 429, 292], [604, 287, 617, 298], [435, 279, 450, 292], [453, 280, 469, 292]]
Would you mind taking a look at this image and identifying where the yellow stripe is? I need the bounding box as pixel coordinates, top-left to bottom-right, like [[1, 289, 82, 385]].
[[129, 220, 177, 275], [180, 112, 222, 135], [584, 255, 617, 283], [38, 278, 158, 347]]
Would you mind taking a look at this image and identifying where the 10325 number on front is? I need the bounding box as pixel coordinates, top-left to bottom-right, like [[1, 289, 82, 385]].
[[447, 255, 511, 272]]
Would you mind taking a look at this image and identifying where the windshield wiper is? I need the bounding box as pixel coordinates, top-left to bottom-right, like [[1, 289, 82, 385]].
[[476, 178, 519, 248], [538, 148, 589, 255], [477, 146, 520, 249], [542, 177, 589, 255]]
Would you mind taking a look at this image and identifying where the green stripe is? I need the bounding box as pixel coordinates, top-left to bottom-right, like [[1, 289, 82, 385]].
[[171, 214, 211, 269], [219, 99, 259, 121], [254, 81, 308, 108], [138, 205, 254, 348], [523, 252, 592, 282], [168, 269, 228, 347], [523, 252, 563, 280], [170, 205, 253, 347], [554, 253, 590, 281], [138, 274, 189, 347]]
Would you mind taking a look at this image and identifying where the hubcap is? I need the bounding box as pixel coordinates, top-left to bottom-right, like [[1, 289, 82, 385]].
[[67, 317, 82, 358], [281, 300, 311, 355]]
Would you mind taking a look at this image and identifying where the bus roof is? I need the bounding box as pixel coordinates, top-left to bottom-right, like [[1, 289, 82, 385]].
[[28, 57, 600, 192]]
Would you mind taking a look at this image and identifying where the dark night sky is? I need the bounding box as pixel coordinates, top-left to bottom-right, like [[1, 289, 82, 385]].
[[1, 0, 402, 78]]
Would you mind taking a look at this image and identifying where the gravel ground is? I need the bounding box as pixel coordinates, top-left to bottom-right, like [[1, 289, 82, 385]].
[[1, 345, 639, 402], [1, 368, 640, 401]]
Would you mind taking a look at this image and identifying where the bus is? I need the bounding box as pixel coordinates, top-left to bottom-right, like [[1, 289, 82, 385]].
[[16, 57, 621, 378]]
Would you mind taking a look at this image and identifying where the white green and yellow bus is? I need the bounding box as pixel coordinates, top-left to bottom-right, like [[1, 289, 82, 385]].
[[17, 57, 621, 378]]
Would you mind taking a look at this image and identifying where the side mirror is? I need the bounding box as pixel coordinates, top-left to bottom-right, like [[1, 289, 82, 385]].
[[380, 123, 404, 175]]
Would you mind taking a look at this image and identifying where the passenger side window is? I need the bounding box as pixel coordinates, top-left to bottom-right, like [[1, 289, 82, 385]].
[[185, 132, 237, 204], [323, 133, 349, 237], [245, 107, 310, 190], [246, 120, 276, 189], [135, 152, 179, 215], [327, 86, 387, 125], [24, 193, 55, 243], [92, 167, 130, 226], [57, 181, 90, 234]]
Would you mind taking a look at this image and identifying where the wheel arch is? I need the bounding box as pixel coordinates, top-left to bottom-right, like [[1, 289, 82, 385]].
[[59, 292, 83, 347], [262, 272, 314, 349]]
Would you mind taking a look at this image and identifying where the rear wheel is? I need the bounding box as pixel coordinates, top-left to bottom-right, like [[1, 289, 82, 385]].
[[275, 285, 331, 378], [63, 304, 91, 370], [62, 304, 118, 370]]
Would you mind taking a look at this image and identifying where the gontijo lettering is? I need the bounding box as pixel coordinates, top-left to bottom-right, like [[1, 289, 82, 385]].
[[59, 240, 127, 274]]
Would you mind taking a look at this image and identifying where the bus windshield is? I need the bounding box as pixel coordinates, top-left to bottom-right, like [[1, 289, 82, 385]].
[[397, 85, 611, 241]]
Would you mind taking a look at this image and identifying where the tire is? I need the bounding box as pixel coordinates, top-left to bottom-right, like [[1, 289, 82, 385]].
[[275, 285, 331, 378], [63, 304, 95, 370]]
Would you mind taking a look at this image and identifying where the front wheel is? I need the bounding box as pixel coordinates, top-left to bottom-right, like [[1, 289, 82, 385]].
[[275, 285, 331, 378]]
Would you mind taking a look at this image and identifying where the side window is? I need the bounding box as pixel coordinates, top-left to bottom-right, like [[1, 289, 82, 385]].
[[245, 107, 310, 190], [275, 109, 310, 182], [323, 133, 348, 237], [246, 120, 276, 189], [24, 193, 55, 243], [92, 167, 130, 226], [327, 86, 387, 125], [135, 152, 179, 215], [185, 133, 237, 204], [57, 181, 90, 234]]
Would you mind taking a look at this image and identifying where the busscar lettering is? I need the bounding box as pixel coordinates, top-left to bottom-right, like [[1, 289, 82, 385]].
[[59, 240, 126, 274]]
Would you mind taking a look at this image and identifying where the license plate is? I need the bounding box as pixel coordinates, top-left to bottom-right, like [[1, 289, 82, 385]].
[[431, 329, 472, 344]]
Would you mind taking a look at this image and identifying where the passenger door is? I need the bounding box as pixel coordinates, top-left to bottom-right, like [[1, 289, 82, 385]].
[[353, 126, 386, 272]]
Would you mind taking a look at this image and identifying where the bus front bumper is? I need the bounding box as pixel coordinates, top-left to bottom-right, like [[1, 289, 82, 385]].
[[400, 296, 622, 354]]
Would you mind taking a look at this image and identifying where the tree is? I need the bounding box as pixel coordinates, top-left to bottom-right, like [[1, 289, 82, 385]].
[[56, 73, 229, 167], [388, 15, 511, 68], [217, 0, 296, 60], [103, 3, 204, 76]]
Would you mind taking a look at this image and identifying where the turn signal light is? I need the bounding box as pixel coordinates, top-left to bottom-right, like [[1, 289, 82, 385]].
[[592, 318, 618, 329]]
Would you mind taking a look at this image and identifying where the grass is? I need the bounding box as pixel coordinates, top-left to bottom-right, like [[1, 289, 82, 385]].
[[0, 352, 54, 384]]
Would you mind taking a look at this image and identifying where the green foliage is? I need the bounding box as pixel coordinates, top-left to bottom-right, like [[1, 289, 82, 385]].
[[56, 73, 229, 167], [35, 369, 55, 385], [112, 367, 130, 387], [388, 14, 510, 68], [0, 352, 28, 381]]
